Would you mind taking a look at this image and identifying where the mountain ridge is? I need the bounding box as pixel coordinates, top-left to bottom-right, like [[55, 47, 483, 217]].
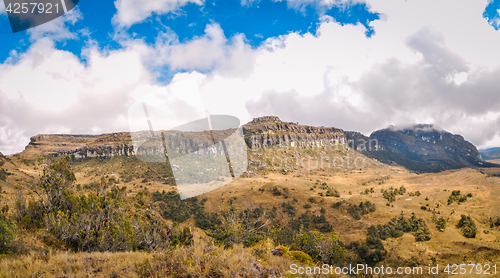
[[10, 116, 497, 173]]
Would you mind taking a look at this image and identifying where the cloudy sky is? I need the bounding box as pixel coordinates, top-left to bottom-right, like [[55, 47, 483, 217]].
[[1, 0, 500, 155]]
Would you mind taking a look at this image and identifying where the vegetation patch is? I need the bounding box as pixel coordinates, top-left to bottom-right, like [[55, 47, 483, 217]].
[[456, 215, 477, 238], [447, 190, 473, 205], [381, 186, 406, 203], [333, 200, 376, 220], [366, 212, 431, 243]]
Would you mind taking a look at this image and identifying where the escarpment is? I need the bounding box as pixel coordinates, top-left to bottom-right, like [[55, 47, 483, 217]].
[[21, 116, 351, 160], [15, 117, 495, 173], [242, 116, 347, 149]]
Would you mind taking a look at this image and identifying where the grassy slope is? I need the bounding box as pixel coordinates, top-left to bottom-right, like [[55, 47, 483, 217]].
[[0, 234, 305, 278], [2, 146, 500, 277]]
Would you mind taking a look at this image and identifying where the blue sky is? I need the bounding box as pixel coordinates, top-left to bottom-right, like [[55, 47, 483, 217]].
[[1, 0, 500, 154]]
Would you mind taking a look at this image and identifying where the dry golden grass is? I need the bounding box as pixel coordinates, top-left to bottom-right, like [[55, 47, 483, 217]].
[[0, 235, 316, 278], [200, 157, 500, 268], [3, 146, 500, 277]]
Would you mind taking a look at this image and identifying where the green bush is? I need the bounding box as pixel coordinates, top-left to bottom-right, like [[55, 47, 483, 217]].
[[271, 186, 282, 196], [366, 212, 431, 243], [447, 191, 472, 205], [282, 202, 297, 217], [325, 188, 340, 197], [347, 201, 376, 220], [436, 217, 446, 230], [292, 231, 345, 264], [456, 215, 477, 238], [17, 157, 174, 252], [0, 219, 15, 254], [381, 186, 406, 203], [0, 168, 11, 182], [289, 251, 313, 264]]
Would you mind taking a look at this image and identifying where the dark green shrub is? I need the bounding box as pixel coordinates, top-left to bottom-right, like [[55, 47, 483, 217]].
[[436, 217, 446, 230], [282, 202, 296, 217], [456, 215, 477, 238], [271, 186, 282, 196], [0, 219, 15, 254]]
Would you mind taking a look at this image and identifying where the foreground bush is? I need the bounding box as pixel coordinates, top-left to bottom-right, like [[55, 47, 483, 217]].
[[0, 235, 299, 278], [15, 157, 176, 252]]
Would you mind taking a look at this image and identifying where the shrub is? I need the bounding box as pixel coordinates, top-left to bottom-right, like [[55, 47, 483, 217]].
[[344, 201, 376, 220], [19, 157, 174, 252], [153, 190, 204, 223], [456, 215, 477, 238], [366, 212, 431, 243], [206, 203, 269, 248], [271, 187, 282, 196], [0, 219, 15, 254], [436, 217, 446, 230], [409, 191, 421, 197], [381, 187, 405, 203], [282, 202, 297, 217], [289, 251, 313, 264], [325, 188, 340, 197], [293, 230, 345, 264], [0, 168, 9, 181], [448, 190, 472, 205]]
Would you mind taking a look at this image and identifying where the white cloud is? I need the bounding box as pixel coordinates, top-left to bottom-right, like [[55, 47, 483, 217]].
[[0, 38, 156, 154], [156, 24, 256, 77], [280, 0, 363, 13], [240, 0, 259, 7], [113, 0, 203, 28], [26, 7, 82, 41], [0, 0, 5, 15], [201, 0, 500, 149], [492, 9, 500, 29]]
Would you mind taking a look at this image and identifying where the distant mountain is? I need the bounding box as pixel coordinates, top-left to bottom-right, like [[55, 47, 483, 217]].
[[9, 117, 497, 173], [479, 147, 500, 160], [347, 124, 497, 173]]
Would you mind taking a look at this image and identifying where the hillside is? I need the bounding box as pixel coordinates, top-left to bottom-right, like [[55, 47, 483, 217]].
[[15, 117, 494, 175], [1, 119, 500, 277], [347, 124, 497, 173], [480, 147, 500, 160]]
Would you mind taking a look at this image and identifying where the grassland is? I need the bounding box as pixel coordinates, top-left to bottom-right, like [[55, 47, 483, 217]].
[[0, 146, 499, 277]]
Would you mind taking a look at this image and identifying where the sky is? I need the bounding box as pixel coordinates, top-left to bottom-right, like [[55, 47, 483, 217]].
[[1, 0, 500, 155]]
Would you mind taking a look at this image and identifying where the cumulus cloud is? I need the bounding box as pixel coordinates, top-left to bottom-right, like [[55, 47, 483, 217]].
[[0, 21, 257, 154], [113, 0, 203, 28], [26, 7, 82, 41], [0, 37, 156, 154], [245, 24, 500, 148], [154, 24, 256, 77]]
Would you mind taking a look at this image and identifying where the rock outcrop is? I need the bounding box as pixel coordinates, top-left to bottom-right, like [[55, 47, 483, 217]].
[[242, 116, 347, 149], [16, 117, 495, 173]]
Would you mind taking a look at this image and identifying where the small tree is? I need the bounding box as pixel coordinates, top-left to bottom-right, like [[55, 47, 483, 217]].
[[456, 215, 477, 238]]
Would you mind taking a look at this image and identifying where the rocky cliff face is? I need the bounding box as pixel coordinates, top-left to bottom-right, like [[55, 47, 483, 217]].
[[25, 133, 137, 159], [242, 116, 347, 149], [23, 129, 242, 161], [22, 116, 351, 160], [17, 118, 494, 173]]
